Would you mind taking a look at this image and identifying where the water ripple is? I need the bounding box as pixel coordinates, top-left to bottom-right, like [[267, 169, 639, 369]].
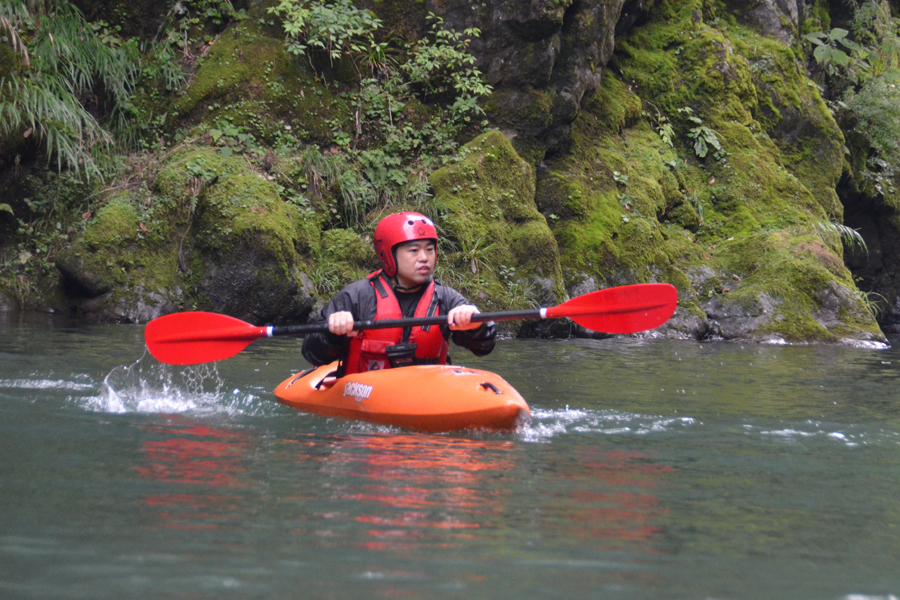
[[0, 378, 94, 392], [744, 420, 900, 448]]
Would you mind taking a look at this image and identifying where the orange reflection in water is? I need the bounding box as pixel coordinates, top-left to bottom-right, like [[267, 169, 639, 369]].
[[319, 434, 517, 551], [552, 448, 673, 550], [293, 435, 676, 554], [137, 417, 248, 530]]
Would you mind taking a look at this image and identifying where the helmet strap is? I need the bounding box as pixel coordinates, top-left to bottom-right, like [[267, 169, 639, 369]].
[[391, 275, 428, 293]]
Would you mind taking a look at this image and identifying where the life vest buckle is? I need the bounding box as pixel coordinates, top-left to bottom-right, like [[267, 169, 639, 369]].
[[386, 342, 417, 368]]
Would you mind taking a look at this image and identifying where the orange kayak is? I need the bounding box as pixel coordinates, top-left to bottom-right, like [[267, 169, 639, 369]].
[[273, 362, 530, 432]]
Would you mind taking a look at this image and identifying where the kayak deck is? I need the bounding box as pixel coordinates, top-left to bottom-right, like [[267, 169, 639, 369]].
[[274, 362, 530, 432]]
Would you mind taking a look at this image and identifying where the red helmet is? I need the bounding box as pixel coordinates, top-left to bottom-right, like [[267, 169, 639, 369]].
[[373, 212, 438, 277]]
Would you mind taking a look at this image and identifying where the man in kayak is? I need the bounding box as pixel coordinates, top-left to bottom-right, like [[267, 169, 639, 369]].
[[302, 212, 496, 374]]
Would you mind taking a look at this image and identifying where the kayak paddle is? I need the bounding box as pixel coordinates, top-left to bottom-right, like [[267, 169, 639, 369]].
[[145, 283, 678, 365]]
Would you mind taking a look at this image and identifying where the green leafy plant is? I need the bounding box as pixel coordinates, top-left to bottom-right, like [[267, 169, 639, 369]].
[[206, 122, 263, 158], [168, 0, 244, 48], [267, 5, 492, 230], [497, 264, 535, 309], [346, 14, 491, 157], [805, 1, 900, 197], [804, 28, 862, 76], [652, 107, 727, 160], [656, 116, 675, 148], [644, 102, 675, 147], [309, 260, 342, 296], [259, 1, 495, 237], [683, 116, 724, 159], [401, 13, 491, 115], [806, 0, 900, 87], [457, 236, 499, 274], [3, 171, 90, 287], [845, 76, 900, 195], [0, 0, 191, 178], [688, 190, 704, 223], [267, 0, 381, 70]]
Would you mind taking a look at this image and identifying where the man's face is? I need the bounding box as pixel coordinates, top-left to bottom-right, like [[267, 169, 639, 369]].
[[394, 240, 436, 288]]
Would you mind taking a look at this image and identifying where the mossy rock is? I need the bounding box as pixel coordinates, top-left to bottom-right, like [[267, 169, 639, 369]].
[[615, 11, 757, 119], [589, 69, 644, 133], [484, 88, 558, 163], [707, 232, 884, 343], [430, 131, 565, 330], [155, 148, 248, 202], [54, 146, 316, 324], [732, 31, 845, 219], [544, 92, 705, 299], [187, 164, 315, 323], [536, 173, 590, 220], [196, 173, 301, 253], [169, 19, 349, 146], [364, 0, 429, 40], [319, 228, 380, 283], [55, 195, 183, 322]]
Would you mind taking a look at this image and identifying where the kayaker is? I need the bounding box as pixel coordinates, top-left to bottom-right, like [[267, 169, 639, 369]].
[[302, 212, 496, 373]]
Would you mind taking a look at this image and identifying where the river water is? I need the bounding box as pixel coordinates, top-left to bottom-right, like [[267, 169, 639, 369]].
[[2, 311, 899, 599]]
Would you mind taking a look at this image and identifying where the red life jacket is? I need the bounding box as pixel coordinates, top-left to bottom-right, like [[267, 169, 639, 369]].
[[343, 271, 450, 374]]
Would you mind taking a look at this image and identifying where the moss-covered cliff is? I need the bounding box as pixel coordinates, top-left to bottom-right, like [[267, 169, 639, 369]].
[[534, 0, 884, 344], [0, 0, 896, 347]]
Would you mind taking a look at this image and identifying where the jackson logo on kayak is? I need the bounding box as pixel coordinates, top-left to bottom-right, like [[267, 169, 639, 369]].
[[343, 381, 374, 402]]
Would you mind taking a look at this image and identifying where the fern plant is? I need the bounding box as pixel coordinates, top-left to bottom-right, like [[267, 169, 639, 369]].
[[813, 221, 869, 255], [0, 0, 141, 179]]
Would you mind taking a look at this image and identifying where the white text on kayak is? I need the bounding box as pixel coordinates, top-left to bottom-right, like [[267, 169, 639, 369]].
[[343, 382, 374, 402]]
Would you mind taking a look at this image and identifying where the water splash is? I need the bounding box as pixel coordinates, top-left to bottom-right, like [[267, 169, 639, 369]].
[[518, 407, 696, 441], [80, 353, 278, 417]]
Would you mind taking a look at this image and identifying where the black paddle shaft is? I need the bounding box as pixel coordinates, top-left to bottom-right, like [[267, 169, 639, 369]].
[[270, 309, 542, 338]]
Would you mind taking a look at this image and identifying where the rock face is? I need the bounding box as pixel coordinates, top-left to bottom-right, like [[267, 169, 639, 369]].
[[0, 290, 13, 312], [844, 198, 900, 333], [436, 0, 626, 158], [723, 0, 803, 43], [50, 134, 566, 330]]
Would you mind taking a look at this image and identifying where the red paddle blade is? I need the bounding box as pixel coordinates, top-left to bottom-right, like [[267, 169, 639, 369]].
[[145, 312, 268, 365], [546, 283, 678, 333]]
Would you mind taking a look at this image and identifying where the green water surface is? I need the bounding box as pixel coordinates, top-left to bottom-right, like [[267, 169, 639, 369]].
[[1, 312, 899, 599]]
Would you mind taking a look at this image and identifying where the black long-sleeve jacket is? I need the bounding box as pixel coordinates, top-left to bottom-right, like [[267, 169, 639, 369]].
[[301, 277, 496, 367]]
